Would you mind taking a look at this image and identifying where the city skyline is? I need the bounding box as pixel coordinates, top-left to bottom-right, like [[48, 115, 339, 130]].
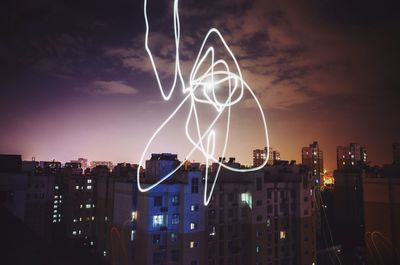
[[1, 0, 400, 171]]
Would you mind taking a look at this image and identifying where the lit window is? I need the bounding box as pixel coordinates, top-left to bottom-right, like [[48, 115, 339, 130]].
[[73, 219, 77, 223], [190, 241, 198, 248], [90, 241, 94, 246], [54, 195, 58, 199], [256, 246, 261, 253], [105, 216, 108, 221], [280, 231, 286, 239], [91, 216, 95, 221], [152, 215, 164, 228], [209, 226, 216, 236], [87, 179, 92, 184], [191, 204, 199, 212], [171, 232, 177, 242], [72, 231, 77, 235], [86, 204, 91, 209], [241, 192, 252, 208], [54, 205, 57, 209], [75, 185, 79, 190], [53, 210, 57, 213], [53, 214, 57, 218], [55, 186, 59, 190], [131, 211, 137, 221], [87, 185, 92, 190], [190, 222, 198, 230], [131, 230, 136, 241], [103, 251, 107, 257]]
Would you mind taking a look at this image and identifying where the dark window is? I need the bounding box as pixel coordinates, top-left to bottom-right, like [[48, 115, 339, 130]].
[[191, 178, 199, 193], [171, 250, 179, 262], [256, 178, 262, 191], [154, 196, 162, 207], [153, 234, 161, 244]]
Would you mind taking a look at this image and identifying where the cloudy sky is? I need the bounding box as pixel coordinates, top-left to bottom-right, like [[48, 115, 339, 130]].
[[1, 0, 399, 170]]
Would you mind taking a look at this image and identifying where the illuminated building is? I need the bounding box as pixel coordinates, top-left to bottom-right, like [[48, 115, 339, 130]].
[[301, 141, 323, 186], [322, 174, 335, 188], [336, 143, 367, 170], [253, 147, 281, 167], [393, 142, 400, 164], [134, 154, 205, 265], [61, 164, 97, 250], [206, 160, 317, 265]]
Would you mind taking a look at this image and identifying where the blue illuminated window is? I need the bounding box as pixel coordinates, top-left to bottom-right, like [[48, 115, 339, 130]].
[[152, 215, 164, 228]]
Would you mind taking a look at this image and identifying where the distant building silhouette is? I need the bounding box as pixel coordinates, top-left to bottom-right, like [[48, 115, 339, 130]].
[[302, 141, 323, 186], [253, 147, 281, 167]]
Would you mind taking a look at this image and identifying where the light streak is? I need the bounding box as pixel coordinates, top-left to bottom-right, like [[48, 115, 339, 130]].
[[137, 0, 270, 205]]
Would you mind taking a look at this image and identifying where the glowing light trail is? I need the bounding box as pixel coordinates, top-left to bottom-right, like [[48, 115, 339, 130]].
[[137, 0, 270, 206]]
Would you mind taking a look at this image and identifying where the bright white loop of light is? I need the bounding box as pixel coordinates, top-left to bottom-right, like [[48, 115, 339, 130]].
[[138, 0, 270, 206]]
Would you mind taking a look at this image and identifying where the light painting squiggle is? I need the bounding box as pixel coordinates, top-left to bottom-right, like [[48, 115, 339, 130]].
[[137, 0, 270, 206]]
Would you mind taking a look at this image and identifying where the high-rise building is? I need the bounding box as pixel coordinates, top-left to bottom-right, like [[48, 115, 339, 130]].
[[206, 160, 317, 265], [135, 154, 205, 265], [393, 142, 400, 164], [253, 147, 281, 167], [301, 141, 323, 186], [0, 156, 59, 241], [61, 165, 98, 251], [336, 143, 367, 169], [363, 168, 400, 265], [332, 168, 366, 264]]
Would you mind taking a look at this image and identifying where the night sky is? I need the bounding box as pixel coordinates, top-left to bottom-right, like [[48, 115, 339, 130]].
[[1, 0, 399, 170]]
